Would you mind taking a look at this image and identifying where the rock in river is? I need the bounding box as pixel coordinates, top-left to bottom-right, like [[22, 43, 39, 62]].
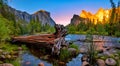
[[68, 48, 77, 54], [105, 58, 116, 66], [81, 55, 88, 62], [96, 59, 105, 66], [79, 47, 87, 53], [38, 62, 44, 66], [82, 61, 90, 66]]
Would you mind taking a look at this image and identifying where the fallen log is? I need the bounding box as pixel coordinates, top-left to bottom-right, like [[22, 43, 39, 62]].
[[12, 24, 67, 55]]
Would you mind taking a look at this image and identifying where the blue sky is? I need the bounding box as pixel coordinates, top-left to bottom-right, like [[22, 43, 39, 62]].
[[8, 0, 119, 25]]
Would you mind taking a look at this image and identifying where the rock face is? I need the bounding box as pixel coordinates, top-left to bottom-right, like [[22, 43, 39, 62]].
[[70, 14, 88, 25], [70, 7, 120, 25], [7, 6, 55, 26]]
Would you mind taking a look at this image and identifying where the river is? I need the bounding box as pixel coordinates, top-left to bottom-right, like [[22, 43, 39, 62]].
[[20, 34, 120, 66]]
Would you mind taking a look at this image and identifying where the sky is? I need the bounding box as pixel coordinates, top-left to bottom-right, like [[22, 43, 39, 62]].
[[8, 0, 119, 26]]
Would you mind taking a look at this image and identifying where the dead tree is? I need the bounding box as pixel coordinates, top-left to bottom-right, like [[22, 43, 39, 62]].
[[12, 24, 67, 55]]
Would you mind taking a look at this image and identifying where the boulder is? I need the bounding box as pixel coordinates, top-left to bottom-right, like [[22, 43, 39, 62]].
[[68, 48, 77, 54], [82, 61, 90, 66], [38, 62, 44, 66], [79, 47, 87, 53], [105, 58, 116, 66], [81, 55, 88, 62], [96, 59, 105, 66]]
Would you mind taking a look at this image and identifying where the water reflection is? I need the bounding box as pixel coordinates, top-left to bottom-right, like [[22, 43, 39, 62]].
[[21, 52, 52, 66]]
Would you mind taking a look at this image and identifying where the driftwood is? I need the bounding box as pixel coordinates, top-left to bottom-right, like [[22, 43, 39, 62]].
[[12, 24, 67, 55]]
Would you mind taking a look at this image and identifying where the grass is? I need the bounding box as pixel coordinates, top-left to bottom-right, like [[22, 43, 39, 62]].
[[86, 35, 98, 65], [21, 44, 28, 50], [59, 48, 71, 61], [0, 42, 18, 53], [4, 58, 21, 66], [69, 43, 79, 52], [10, 58, 21, 66]]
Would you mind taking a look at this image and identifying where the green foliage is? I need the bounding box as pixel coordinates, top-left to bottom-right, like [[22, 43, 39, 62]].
[[0, 42, 18, 52], [27, 20, 41, 34], [41, 24, 55, 33], [5, 58, 21, 66], [21, 45, 28, 50], [10, 59, 21, 66], [69, 43, 79, 51], [115, 31, 120, 37], [0, 15, 14, 41], [59, 48, 71, 61], [67, 25, 77, 34], [0, 0, 7, 8]]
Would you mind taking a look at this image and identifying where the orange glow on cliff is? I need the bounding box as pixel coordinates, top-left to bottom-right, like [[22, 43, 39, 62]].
[[80, 8, 111, 24]]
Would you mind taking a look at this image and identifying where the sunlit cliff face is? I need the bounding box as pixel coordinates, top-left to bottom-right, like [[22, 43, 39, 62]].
[[80, 8, 110, 24]]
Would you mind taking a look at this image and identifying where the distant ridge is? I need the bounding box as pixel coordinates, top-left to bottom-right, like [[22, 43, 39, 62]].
[[0, 6, 56, 26]]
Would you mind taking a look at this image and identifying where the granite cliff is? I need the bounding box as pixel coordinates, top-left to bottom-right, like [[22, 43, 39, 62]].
[[6, 6, 55, 26], [70, 8, 120, 25]]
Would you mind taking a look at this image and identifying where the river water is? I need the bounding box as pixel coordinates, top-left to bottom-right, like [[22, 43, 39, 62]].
[[20, 34, 120, 66]]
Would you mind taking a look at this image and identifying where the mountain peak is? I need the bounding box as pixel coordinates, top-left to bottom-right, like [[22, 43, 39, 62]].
[[80, 10, 93, 18], [80, 10, 88, 18], [98, 8, 104, 11], [34, 10, 50, 15]]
